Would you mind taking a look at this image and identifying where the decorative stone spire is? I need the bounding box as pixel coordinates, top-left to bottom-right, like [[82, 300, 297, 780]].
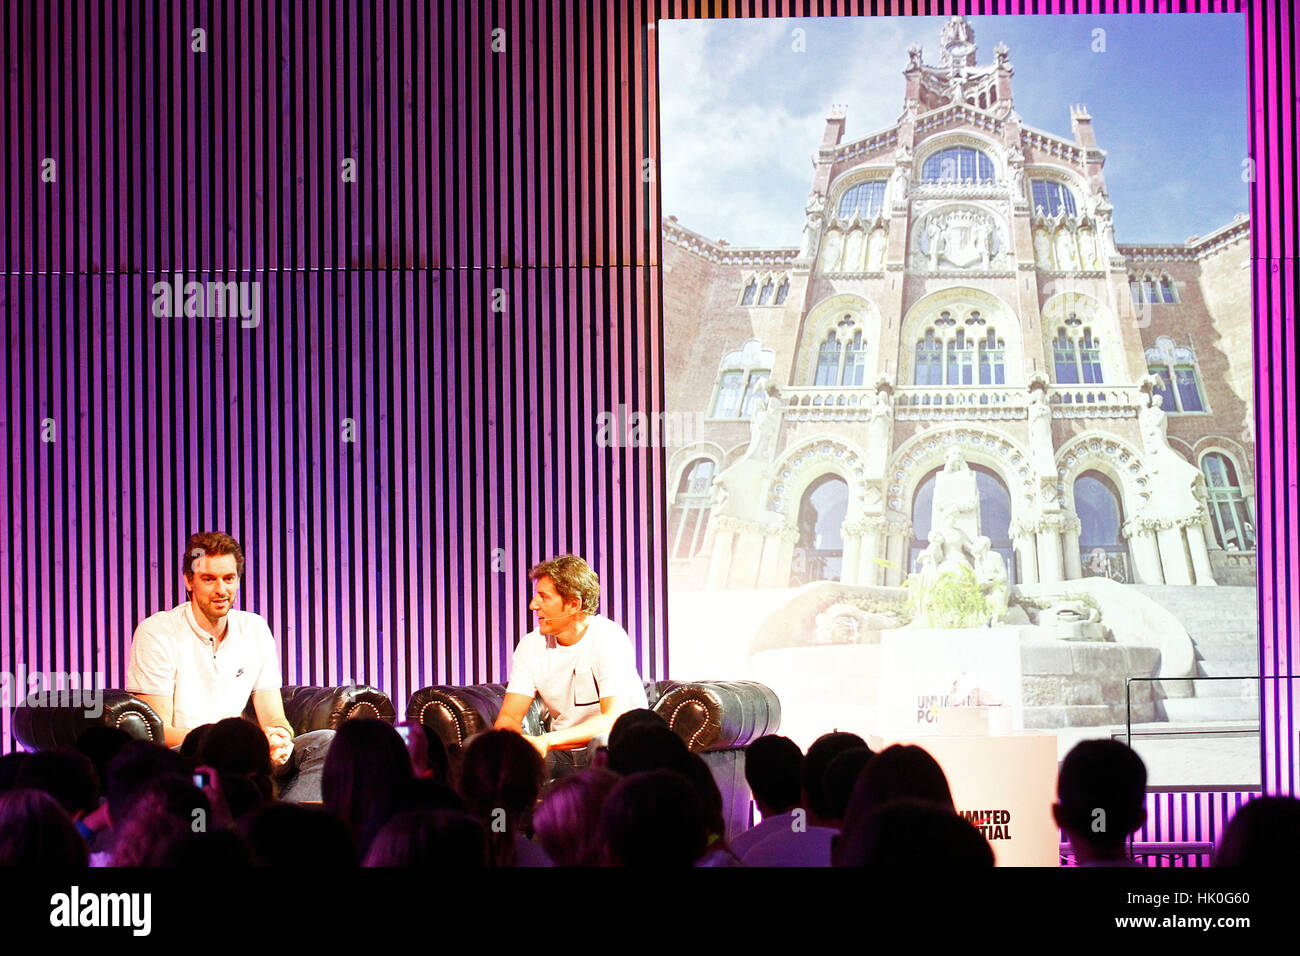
[[939, 15, 976, 68]]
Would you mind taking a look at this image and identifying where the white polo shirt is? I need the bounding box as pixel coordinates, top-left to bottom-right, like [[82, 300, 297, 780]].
[[125, 602, 282, 730], [505, 615, 647, 731]]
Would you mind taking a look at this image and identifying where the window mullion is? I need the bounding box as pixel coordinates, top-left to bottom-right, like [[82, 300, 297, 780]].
[[689, 506, 707, 558]]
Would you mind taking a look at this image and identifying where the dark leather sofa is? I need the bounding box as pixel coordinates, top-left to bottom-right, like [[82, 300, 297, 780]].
[[10, 684, 396, 751], [406, 679, 780, 839]]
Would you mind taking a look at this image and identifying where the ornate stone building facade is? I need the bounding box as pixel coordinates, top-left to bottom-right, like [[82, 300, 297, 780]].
[[664, 16, 1254, 594]]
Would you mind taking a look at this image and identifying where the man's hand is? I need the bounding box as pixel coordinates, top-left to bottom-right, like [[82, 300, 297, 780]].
[[524, 733, 550, 759], [265, 725, 294, 768]]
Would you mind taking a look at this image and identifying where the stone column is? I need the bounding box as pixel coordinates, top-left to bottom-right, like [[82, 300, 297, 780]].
[[706, 526, 735, 590], [1062, 517, 1083, 580], [1124, 520, 1164, 585], [1036, 524, 1064, 584], [1184, 519, 1217, 587], [861, 525, 883, 586], [840, 531, 862, 586], [884, 519, 911, 586], [757, 524, 799, 589], [1155, 522, 1194, 586], [1014, 534, 1039, 585]]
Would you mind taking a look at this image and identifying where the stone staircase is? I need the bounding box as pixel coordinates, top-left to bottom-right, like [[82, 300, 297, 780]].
[[1128, 585, 1260, 723]]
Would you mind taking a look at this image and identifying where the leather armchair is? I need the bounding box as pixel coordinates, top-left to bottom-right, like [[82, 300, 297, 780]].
[[10, 684, 395, 751], [406, 678, 781, 839]]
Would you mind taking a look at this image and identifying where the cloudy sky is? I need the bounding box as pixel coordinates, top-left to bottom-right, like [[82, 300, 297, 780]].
[[657, 14, 1249, 248]]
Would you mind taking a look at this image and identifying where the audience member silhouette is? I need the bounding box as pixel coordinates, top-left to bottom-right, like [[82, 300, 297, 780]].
[[1215, 796, 1300, 867], [602, 770, 708, 867], [822, 747, 875, 827], [731, 735, 804, 860], [110, 776, 213, 866], [73, 726, 131, 801], [607, 721, 692, 778], [837, 745, 959, 866], [533, 768, 620, 866], [801, 732, 869, 827], [458, 729, 550, 866], [1052, 739, 1146, 866], [364, 809, 488, 867], [0, 789, 88, 866], [842, 800, 994, 867], [321, 718, 414, 856], [683, 752, 743, 865], [13, 748, 99, 821]]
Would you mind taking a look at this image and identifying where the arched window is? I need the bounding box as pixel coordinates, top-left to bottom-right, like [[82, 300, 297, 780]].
[[1030, 180, 1078, 217], [977, 329, 1006, 384], [1079, 328, 1103, 384], [1129, 274, 1177, 305], [915, 323, 1003, 386], [740, 279, 757, 306], [815, 331, 842, 386], [1052, 327, 1105, 385], [1201, 453, 1255, 551], [710, 341, 774, 420], [758, 279, 775, 306], [1053, 329, 1080, 384], [740, 372, 771, 418], [910, 465, 1016, 583], [775, 278, 790, 305], [946, 330, 975, 385], [837, 181, 887, 219], [915, 329, 944, 385], [1075, 471, 1130, 581], [712, 371, 744, 418], [1146, 337, 1207, 414], [668, 459, 716, 560], [842, 331, 868, 386], [792, 475, 849, 585], [921, 147, 996, 183]]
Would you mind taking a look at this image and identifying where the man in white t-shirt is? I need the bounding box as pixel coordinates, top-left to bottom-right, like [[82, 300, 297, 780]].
[[125, 532, 332, 802], [494, 554, 647, 775]]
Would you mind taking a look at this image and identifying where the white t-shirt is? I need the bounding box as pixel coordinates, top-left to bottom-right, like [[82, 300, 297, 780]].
[[125, 602, 282, 730], [505, 615, 647, 731]]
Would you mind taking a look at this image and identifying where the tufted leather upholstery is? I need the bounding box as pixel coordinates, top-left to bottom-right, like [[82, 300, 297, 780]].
[[12, 690, 166, 750], [11, 684, 395, 751], [406, 678, 781, 839], [245, 685, 397, 735], [407, 679, 779, 753]]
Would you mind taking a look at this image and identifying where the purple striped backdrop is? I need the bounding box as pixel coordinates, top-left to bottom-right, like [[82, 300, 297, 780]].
[[0, 1, 1295, 861]]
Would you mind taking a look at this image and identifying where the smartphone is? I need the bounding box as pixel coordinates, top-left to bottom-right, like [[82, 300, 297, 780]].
[[396, 725, 412, 745]]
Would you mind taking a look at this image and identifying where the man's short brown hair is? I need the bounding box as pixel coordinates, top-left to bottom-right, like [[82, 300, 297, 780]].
[[529, 554, 600, 614], [183, 532, 245, 578]]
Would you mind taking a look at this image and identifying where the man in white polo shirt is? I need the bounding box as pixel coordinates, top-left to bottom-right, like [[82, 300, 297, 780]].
[[494, 554, 647, 777], [125, 532, 332, 802]]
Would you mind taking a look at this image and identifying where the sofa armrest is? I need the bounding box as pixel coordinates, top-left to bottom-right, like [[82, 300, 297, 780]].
[[278, 685, 396, 735], [12, 690, 164, 751], [407, 683, 545, 748], [650, 680, 781, 752]]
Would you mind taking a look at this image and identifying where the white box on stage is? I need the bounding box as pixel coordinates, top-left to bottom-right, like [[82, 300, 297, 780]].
[[936, 704, 1013, 736], [870, 732, 1060, 867]]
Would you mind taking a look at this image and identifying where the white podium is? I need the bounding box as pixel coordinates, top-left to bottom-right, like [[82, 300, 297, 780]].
[[869, 731, 1060, 867]]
